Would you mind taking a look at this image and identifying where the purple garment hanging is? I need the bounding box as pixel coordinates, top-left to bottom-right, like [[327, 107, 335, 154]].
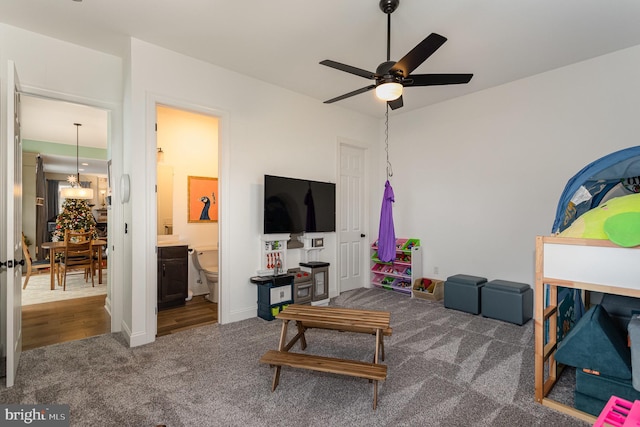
[[377, 180, 396, 263]]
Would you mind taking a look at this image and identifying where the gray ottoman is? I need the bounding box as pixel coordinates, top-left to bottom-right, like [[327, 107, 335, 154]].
[[481, 280, 533, 325], [444, 274, 487, 315]]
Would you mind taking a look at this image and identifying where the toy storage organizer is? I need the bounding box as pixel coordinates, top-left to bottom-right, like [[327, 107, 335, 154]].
[[370, 238, 422, 296], [412, 278, 444, 301]]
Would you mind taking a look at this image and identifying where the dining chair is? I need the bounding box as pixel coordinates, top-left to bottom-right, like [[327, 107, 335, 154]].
[[60, 229, 94, 291], [80, 228, 103, 280], [89, 240, 107, 278], [21, 232, 52, 289]]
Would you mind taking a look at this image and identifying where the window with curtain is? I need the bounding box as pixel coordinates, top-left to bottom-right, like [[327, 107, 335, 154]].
[[46, 179, 59, 222]]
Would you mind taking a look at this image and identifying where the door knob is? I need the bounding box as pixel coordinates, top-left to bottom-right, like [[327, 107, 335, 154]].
[[360, 234, 366, 238]]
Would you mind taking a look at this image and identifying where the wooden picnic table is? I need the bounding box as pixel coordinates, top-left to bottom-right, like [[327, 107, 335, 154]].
[[260, 304, 392, 409]]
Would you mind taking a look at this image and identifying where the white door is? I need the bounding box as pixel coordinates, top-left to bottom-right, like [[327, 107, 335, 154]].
[[3, 60, 23, 387], [339, 144, 365, 293]]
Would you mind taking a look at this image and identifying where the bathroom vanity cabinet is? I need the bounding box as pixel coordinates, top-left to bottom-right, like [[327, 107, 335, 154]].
[[157, 245, 188, 310]]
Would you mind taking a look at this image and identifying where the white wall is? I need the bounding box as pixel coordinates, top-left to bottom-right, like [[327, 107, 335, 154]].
[[0, 24, 125, 335], [383, 44, 640, 287], [126, 39, 379, 344], [0, 25, 122, 103]]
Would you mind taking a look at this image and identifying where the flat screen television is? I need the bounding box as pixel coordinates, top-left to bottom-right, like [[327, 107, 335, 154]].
[[264, 174, 336, 234]]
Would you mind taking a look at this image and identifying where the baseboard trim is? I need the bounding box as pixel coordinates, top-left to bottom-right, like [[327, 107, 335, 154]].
[[225, 306, 258, 324]]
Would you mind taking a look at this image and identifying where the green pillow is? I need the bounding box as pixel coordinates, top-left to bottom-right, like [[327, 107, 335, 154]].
[[559, 193, 640, 243], [604, 212, 640, 247]]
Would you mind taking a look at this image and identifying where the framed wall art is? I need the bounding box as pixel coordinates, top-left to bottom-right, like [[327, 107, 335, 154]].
[[188, 176, 218, 222]]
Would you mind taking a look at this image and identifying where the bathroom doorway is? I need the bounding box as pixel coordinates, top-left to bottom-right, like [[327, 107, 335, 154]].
[[155, 104, 219, 334]]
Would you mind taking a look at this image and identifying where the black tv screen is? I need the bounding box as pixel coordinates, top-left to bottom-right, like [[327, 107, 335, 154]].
[[264, 175, 336, 234]]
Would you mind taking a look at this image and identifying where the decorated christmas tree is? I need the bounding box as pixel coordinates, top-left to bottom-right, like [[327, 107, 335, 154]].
[[52, 198, 98, 242]]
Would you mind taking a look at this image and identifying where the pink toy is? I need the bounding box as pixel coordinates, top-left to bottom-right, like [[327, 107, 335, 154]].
[[594, 396, 640, 427]]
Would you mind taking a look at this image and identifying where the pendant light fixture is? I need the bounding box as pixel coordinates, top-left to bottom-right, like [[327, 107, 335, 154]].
[[60, 123, 94, 200]]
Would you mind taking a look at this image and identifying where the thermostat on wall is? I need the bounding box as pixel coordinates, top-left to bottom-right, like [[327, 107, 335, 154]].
[[312, 238, 324, 248]]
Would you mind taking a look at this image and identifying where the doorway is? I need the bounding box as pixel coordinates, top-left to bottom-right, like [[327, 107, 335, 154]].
[[20, 94, 112, 349], [339, 143, 367, 293], [155, 104, 220, 333]]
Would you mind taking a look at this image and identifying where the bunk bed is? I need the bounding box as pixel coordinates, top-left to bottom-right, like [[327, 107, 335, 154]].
[[534, 146, 640, 422], [534, 236, 640, 422]]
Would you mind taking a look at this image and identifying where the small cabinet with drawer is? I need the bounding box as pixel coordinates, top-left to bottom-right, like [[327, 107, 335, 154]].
[[157, 245, 188, 310], [250, 275, 294, 320]]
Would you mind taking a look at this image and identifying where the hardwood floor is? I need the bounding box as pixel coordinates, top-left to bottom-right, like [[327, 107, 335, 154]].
[[157, 296, 218, 337], [22, 295, 110, 351], [22, 295, 218, 351]]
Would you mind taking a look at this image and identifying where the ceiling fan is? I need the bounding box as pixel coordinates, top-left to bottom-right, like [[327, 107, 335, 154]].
[[320, 0, 473, 110]]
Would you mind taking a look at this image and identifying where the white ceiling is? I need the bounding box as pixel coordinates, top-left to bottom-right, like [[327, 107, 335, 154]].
[[21, 95, 108, 176], [38, 153, 108, 177], [21, 96, 108, 148], [5, 0, 640, 120]]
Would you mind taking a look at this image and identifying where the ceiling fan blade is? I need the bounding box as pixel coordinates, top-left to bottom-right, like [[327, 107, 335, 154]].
[[405, 73, 473, 87], [323, 85, 376, 104], [390, 33, 447, 78], [320, 60, 376, 80], [388, 96, 403, 110]]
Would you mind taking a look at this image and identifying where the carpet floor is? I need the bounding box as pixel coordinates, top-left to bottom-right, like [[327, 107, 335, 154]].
[[0, 287, 589, 426]]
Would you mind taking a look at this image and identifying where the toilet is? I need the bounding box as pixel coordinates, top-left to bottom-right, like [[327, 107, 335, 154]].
[[192, 247, 218, 303]]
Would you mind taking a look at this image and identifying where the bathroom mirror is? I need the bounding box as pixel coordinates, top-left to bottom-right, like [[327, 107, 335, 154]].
[[157, 163, 174, 235]]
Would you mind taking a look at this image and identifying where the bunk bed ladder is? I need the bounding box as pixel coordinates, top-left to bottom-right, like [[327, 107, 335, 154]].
[[535, 236, 559, 402]]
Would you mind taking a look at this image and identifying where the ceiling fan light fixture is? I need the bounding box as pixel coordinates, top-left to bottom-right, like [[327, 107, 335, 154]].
[[320, 0, 472, 109], [376, 82, 403, 101]]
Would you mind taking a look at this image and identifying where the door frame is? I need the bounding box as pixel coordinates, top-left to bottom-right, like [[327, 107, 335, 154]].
[[16, 85, 123, 333], [146, 94, 229, 333]]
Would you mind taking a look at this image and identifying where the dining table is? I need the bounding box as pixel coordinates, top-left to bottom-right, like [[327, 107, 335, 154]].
[[40, 239, 107, 290]]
